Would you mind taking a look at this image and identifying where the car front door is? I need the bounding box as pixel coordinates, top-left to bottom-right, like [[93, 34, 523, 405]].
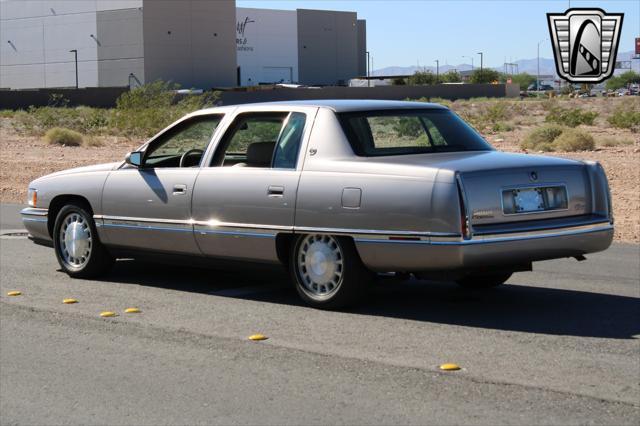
[[99, 114, 223, 254], [191, 109, 313, 262]]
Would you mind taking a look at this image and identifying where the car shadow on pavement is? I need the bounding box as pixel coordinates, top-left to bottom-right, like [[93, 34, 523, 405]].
[[100, 259, 640, 340]]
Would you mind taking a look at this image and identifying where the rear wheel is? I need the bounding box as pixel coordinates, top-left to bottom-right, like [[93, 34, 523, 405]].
[[455, 272, 512, 289], [53, 203, 113, 278], [290, 234, 371, 309]]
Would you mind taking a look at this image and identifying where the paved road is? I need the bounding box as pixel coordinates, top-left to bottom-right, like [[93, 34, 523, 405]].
[[1, 204, 639, 425]]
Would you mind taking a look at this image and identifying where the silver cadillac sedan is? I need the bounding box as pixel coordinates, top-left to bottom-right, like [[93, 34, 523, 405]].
[[21, 100, 614, 308]]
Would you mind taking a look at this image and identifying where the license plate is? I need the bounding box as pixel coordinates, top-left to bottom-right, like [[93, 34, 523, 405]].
[[502, 186, 568, 215]]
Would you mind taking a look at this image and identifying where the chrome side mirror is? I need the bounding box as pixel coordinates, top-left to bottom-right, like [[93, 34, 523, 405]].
[[125, 151, 143, 167]]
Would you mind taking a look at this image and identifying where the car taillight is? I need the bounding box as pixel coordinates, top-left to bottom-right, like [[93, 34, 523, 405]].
[[456, 175, 471, 240]]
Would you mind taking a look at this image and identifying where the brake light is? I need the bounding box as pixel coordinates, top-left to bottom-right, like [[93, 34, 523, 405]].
[[456, 175, 471, 240], [460, 209, 468, 238]]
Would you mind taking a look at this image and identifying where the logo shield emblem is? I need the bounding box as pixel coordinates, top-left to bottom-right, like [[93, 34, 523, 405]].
[[547, 8, 624, 83]]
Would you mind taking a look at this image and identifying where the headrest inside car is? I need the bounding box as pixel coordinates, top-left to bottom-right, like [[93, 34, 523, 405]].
[[246, 142, 275, 167]]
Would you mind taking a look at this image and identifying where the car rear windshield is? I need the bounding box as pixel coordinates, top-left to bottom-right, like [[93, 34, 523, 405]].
[[338, 109, 493, 156]]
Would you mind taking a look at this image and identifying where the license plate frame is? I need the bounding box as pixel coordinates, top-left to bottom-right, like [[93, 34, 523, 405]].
[[502, 185, 568, 215]]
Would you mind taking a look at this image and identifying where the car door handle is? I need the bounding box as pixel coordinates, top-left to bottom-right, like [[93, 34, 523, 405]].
[[173, 184, 187, 195], [267, 185, 284, 197]]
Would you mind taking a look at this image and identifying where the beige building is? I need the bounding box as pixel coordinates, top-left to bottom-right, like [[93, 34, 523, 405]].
[[1, 0, 366, 89]]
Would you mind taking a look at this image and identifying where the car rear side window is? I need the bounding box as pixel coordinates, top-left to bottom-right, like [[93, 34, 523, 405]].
[[339, 109, 493, 156], [211, 112, 306, 169]]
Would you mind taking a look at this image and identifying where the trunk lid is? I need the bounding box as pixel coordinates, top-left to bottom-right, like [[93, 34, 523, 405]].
[[449, 152, 591, 226]]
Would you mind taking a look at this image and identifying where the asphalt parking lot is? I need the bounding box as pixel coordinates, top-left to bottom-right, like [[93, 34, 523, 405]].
[[1, 203, 639, 425]]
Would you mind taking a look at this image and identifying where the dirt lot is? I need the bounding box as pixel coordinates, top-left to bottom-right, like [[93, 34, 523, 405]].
[[1, 97, 638, 242]]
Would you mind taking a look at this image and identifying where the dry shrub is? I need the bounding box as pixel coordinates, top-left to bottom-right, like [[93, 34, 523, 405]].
[[44, 127, 83, 146], [599, 137, 635, 147], [553, 128, 595, 151], [521, 124, 565, 150]]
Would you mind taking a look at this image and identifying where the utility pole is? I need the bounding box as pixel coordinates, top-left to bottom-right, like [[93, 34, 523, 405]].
[[537, 39, 548, 93], [69, 49, 78, 89], [435, 60, 439, 83], [477, 52, 483, 71]]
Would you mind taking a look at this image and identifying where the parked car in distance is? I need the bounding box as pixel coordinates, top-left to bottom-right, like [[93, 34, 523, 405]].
[[527, 82, 555, 92], [21, 100, 614, 308]]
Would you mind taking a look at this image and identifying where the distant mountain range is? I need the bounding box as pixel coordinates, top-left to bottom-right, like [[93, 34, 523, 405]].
[[372, 50, 637, 77]]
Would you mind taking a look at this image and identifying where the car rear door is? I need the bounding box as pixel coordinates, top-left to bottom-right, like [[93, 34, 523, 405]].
[[99, 114, 223, 254], [191, 108, 315, 262]]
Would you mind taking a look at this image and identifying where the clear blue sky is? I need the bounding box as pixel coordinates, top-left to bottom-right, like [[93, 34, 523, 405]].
[[237, 0, 640, 69]]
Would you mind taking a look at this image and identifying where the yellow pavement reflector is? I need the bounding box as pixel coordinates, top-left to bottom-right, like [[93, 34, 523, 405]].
[[439, 363, 461, 371], [7, 291, 22, 296], [124, 307, 141, 314], [100, 311, 117, 318], [248, 334, 268, 341], [63, 298, 78, 304]]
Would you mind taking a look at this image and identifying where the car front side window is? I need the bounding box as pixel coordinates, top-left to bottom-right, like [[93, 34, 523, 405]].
[[144, 115, 222, 168]]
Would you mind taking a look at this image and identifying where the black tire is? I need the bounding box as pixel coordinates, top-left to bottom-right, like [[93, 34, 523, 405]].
[[455, 272, 512, 289], [289, 234, 372, 309], [53, 203, 113, 278]]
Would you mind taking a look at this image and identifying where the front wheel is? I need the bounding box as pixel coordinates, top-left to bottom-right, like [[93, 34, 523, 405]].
[[290, 234, 371, 309], [53, 203, 113, 278], [455, 272, 512, 289]]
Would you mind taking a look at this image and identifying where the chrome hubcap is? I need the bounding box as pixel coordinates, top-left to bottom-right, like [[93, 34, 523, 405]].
[[59, 212, 92, 268], [297, 235, 343, 297]]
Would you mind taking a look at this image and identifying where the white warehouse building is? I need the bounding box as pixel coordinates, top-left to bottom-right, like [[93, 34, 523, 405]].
[[0, 0, 366, 90]]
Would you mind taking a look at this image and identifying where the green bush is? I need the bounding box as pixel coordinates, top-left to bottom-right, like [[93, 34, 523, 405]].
[[545, 106, 598, 127], [469, 69, 500, 84], [407, 71, 437, 85], [484, 102, 509, 123], [605, 71, 640, 90], [112, 81, 220, 137], [492, 122, 514, 132], [521, 124, 565, 150], [553, 128, 595, 151], [44, 127, 83, 146], [440, 71, 462, 83], [607, 103, 640, 130], [10, 106, 112, 135]]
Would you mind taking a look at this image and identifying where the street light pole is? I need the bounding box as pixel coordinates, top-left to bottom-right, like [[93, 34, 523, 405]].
[[366, 50, 370, 87], [69, 49, 78, 89], [477, 52, 483, 71], [435, 60, 439, 83]]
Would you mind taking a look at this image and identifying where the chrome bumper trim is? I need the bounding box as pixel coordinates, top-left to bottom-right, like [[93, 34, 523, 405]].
[[355, 222, 613, 245], [95, 215, 293, 232], [20, 207, 48, 217]]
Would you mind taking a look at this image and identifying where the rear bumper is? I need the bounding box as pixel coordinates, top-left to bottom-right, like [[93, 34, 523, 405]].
[[353, 221, 614, 272], [20, 207, 51, 243]]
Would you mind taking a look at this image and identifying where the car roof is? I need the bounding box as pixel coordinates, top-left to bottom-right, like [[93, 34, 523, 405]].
[[198, 99, 448, 114]]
